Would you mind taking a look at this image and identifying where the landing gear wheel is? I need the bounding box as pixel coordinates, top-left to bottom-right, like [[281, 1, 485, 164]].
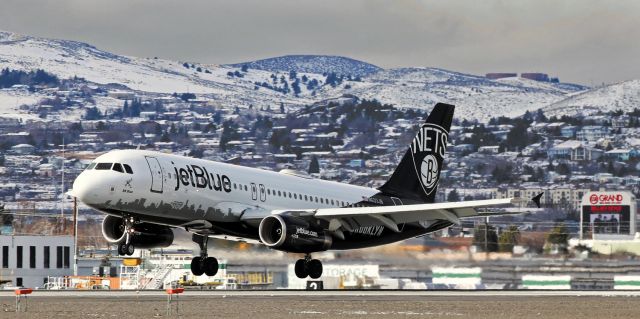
[[203, 257, 219, 276], [191, 256, 204, 276], [294, 259, 308, 279], [125, 243, 135, 256], [307, 259, 323, 279], [117, 243, 127, 256]]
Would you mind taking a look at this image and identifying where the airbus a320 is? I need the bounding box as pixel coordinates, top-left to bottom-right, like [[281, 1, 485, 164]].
[[70, 103, 540, 279]]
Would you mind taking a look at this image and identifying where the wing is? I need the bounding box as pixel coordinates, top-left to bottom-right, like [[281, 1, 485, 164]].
[[271, 196, 541, 234]]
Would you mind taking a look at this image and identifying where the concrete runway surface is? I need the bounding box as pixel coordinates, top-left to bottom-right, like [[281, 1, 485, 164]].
[[1, 290, 640, 318]]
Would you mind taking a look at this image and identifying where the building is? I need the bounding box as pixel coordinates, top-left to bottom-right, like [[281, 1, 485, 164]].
[[547, 140, 604, 161], [485, 73, 517, 80], [521, 73, 550, 82], [0, 235, 74, 288], [577, 126, 609, 141]]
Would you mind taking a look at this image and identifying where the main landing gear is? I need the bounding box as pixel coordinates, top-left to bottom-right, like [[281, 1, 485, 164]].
[[294, 254, 323, 279], [117, 216, 136, 256], [190, 234, 218, 277]]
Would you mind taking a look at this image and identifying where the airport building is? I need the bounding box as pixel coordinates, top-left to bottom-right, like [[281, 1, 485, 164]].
[[0, 235, 74, 288]]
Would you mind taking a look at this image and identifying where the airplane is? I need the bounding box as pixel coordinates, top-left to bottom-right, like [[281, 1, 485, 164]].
[[69, 103, 541, 279]]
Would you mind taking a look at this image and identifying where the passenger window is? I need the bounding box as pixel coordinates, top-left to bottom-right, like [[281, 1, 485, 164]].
[[244, 185, 248, 191], [315, 197, 318, 203], [234, 183, 237, 189], [294, 194, 297, 199], [278, 191, 281, 196], [112, 163, 124, 173], [288, 192, 292, 198], [331, 199, 334, 205], [123, 164, 133, 174], [85, 163, 96, 170], [304, 195, 308, 201], [95, 163, 113, 170]]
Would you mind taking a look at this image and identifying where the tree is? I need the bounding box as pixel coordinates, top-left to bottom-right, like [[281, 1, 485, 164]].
[[473, 224, 498, 252], [84, 106, 102, 120], [546, 223, 569, 254], [280, 102, 285, 114], [160, 132, 171, 142], [292, 80, 301, 96], [498, 225, 520, 252], [308, 156, 320, 174], [491, 164, 514, 183], [241, 64, 249, 72], [447, 189, 460, 202]]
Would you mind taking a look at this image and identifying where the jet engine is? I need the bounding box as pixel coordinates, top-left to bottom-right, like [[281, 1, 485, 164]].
[[258, 215, 332, 253], [101, 215, 174, 249]]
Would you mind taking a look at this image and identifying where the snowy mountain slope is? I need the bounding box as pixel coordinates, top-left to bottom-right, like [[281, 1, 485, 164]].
[[543, 80, 640, 117], [317, 68, 586, 121], [0, 31, 595, 121], [0, 31, 317, 109], [228, 55, 382, 77]]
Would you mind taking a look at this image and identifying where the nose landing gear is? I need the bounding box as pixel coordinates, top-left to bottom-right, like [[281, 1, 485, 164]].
[[294, 254, 323, 279], [190, 234, 219, 277], [117, 216, 136, 256]]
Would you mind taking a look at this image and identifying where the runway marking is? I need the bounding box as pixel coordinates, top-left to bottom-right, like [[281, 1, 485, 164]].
[[2, 290, 640, 298]]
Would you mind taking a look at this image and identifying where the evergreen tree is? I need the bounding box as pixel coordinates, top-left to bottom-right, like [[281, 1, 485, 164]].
[[308, 156, 320, 174], [447, 189, 460, 202], [498, 225, 520, 253], [473, 224, 499, 252]]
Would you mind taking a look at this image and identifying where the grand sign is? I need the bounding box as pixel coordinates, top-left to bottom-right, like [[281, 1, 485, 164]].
[[580, 191, 635, 238]]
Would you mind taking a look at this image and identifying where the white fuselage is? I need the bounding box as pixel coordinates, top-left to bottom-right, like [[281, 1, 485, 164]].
[[72, 150, 378, 229]]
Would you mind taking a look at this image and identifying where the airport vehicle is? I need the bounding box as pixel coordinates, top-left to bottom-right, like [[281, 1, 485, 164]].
[[70, 103, 540, 279]]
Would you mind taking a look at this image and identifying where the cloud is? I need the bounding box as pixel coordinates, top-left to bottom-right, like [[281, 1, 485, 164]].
[[0, 0, 638, 84]]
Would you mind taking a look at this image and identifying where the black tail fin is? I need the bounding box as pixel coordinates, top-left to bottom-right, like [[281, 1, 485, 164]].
[[378, 103, 454, 203]]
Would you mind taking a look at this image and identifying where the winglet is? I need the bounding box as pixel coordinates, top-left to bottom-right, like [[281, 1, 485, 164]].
[[531, 192, 544, 208]]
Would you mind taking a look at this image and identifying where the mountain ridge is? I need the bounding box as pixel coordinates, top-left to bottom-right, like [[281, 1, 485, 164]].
[[2, 30, 632, 122]]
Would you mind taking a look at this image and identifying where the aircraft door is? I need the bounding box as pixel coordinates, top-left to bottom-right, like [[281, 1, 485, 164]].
[[145, 156, 164, 193], [259, 184, 266, 202], [250, 183, 257, 200]]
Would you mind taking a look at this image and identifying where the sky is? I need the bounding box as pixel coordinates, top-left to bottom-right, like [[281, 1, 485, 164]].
[[1, 0, 638, 85]]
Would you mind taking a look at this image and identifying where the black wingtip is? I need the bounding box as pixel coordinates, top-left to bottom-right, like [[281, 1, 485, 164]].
[[532, 192, 544, 208]]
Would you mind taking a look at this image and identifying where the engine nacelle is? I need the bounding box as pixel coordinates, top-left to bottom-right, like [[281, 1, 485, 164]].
[[258, 215, 332, 253], [101, 215, 174, 249]]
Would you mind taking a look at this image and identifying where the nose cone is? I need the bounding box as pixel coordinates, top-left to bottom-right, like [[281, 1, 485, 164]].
[[70, 171, 99, 204]]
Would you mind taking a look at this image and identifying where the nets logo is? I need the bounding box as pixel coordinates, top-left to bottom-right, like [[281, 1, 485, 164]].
[[420, 155, 439, 189], [410, 123, 448, 196], [589, 193, 623, 205]]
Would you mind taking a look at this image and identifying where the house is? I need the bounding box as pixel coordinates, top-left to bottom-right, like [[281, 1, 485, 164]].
[[547, 140, 603, 161], [11, 144, 36, 155], [478, 146, 500, 154], [561, 126, 577, 138], [577, 126, 609, 141], [606, 149, 632, 161]]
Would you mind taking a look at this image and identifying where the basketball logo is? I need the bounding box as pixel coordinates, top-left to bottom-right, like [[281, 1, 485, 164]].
[[420, 154, 439, 190]]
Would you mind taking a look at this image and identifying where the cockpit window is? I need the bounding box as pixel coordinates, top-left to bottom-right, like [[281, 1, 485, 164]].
[[86, 163, 96, 170], [95, 163, 113, 170], [112, 163, 124, 173], [123, 164, 133, 174]]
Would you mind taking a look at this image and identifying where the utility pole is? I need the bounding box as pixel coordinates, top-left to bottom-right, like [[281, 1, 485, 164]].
[[73, 197, 78, 276], [484, 216, 489, 259]]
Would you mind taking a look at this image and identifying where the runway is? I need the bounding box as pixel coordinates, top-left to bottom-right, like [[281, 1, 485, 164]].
[[2, 290, 640, 318]]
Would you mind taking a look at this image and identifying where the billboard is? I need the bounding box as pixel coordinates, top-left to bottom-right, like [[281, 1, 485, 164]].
[[580, 191, 636, 239]]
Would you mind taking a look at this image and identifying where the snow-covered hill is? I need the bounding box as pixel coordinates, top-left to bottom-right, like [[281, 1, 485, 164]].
[[542, 80, 640, 117], [227, 55, 382, 77], [0, 30, 599, 121]]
